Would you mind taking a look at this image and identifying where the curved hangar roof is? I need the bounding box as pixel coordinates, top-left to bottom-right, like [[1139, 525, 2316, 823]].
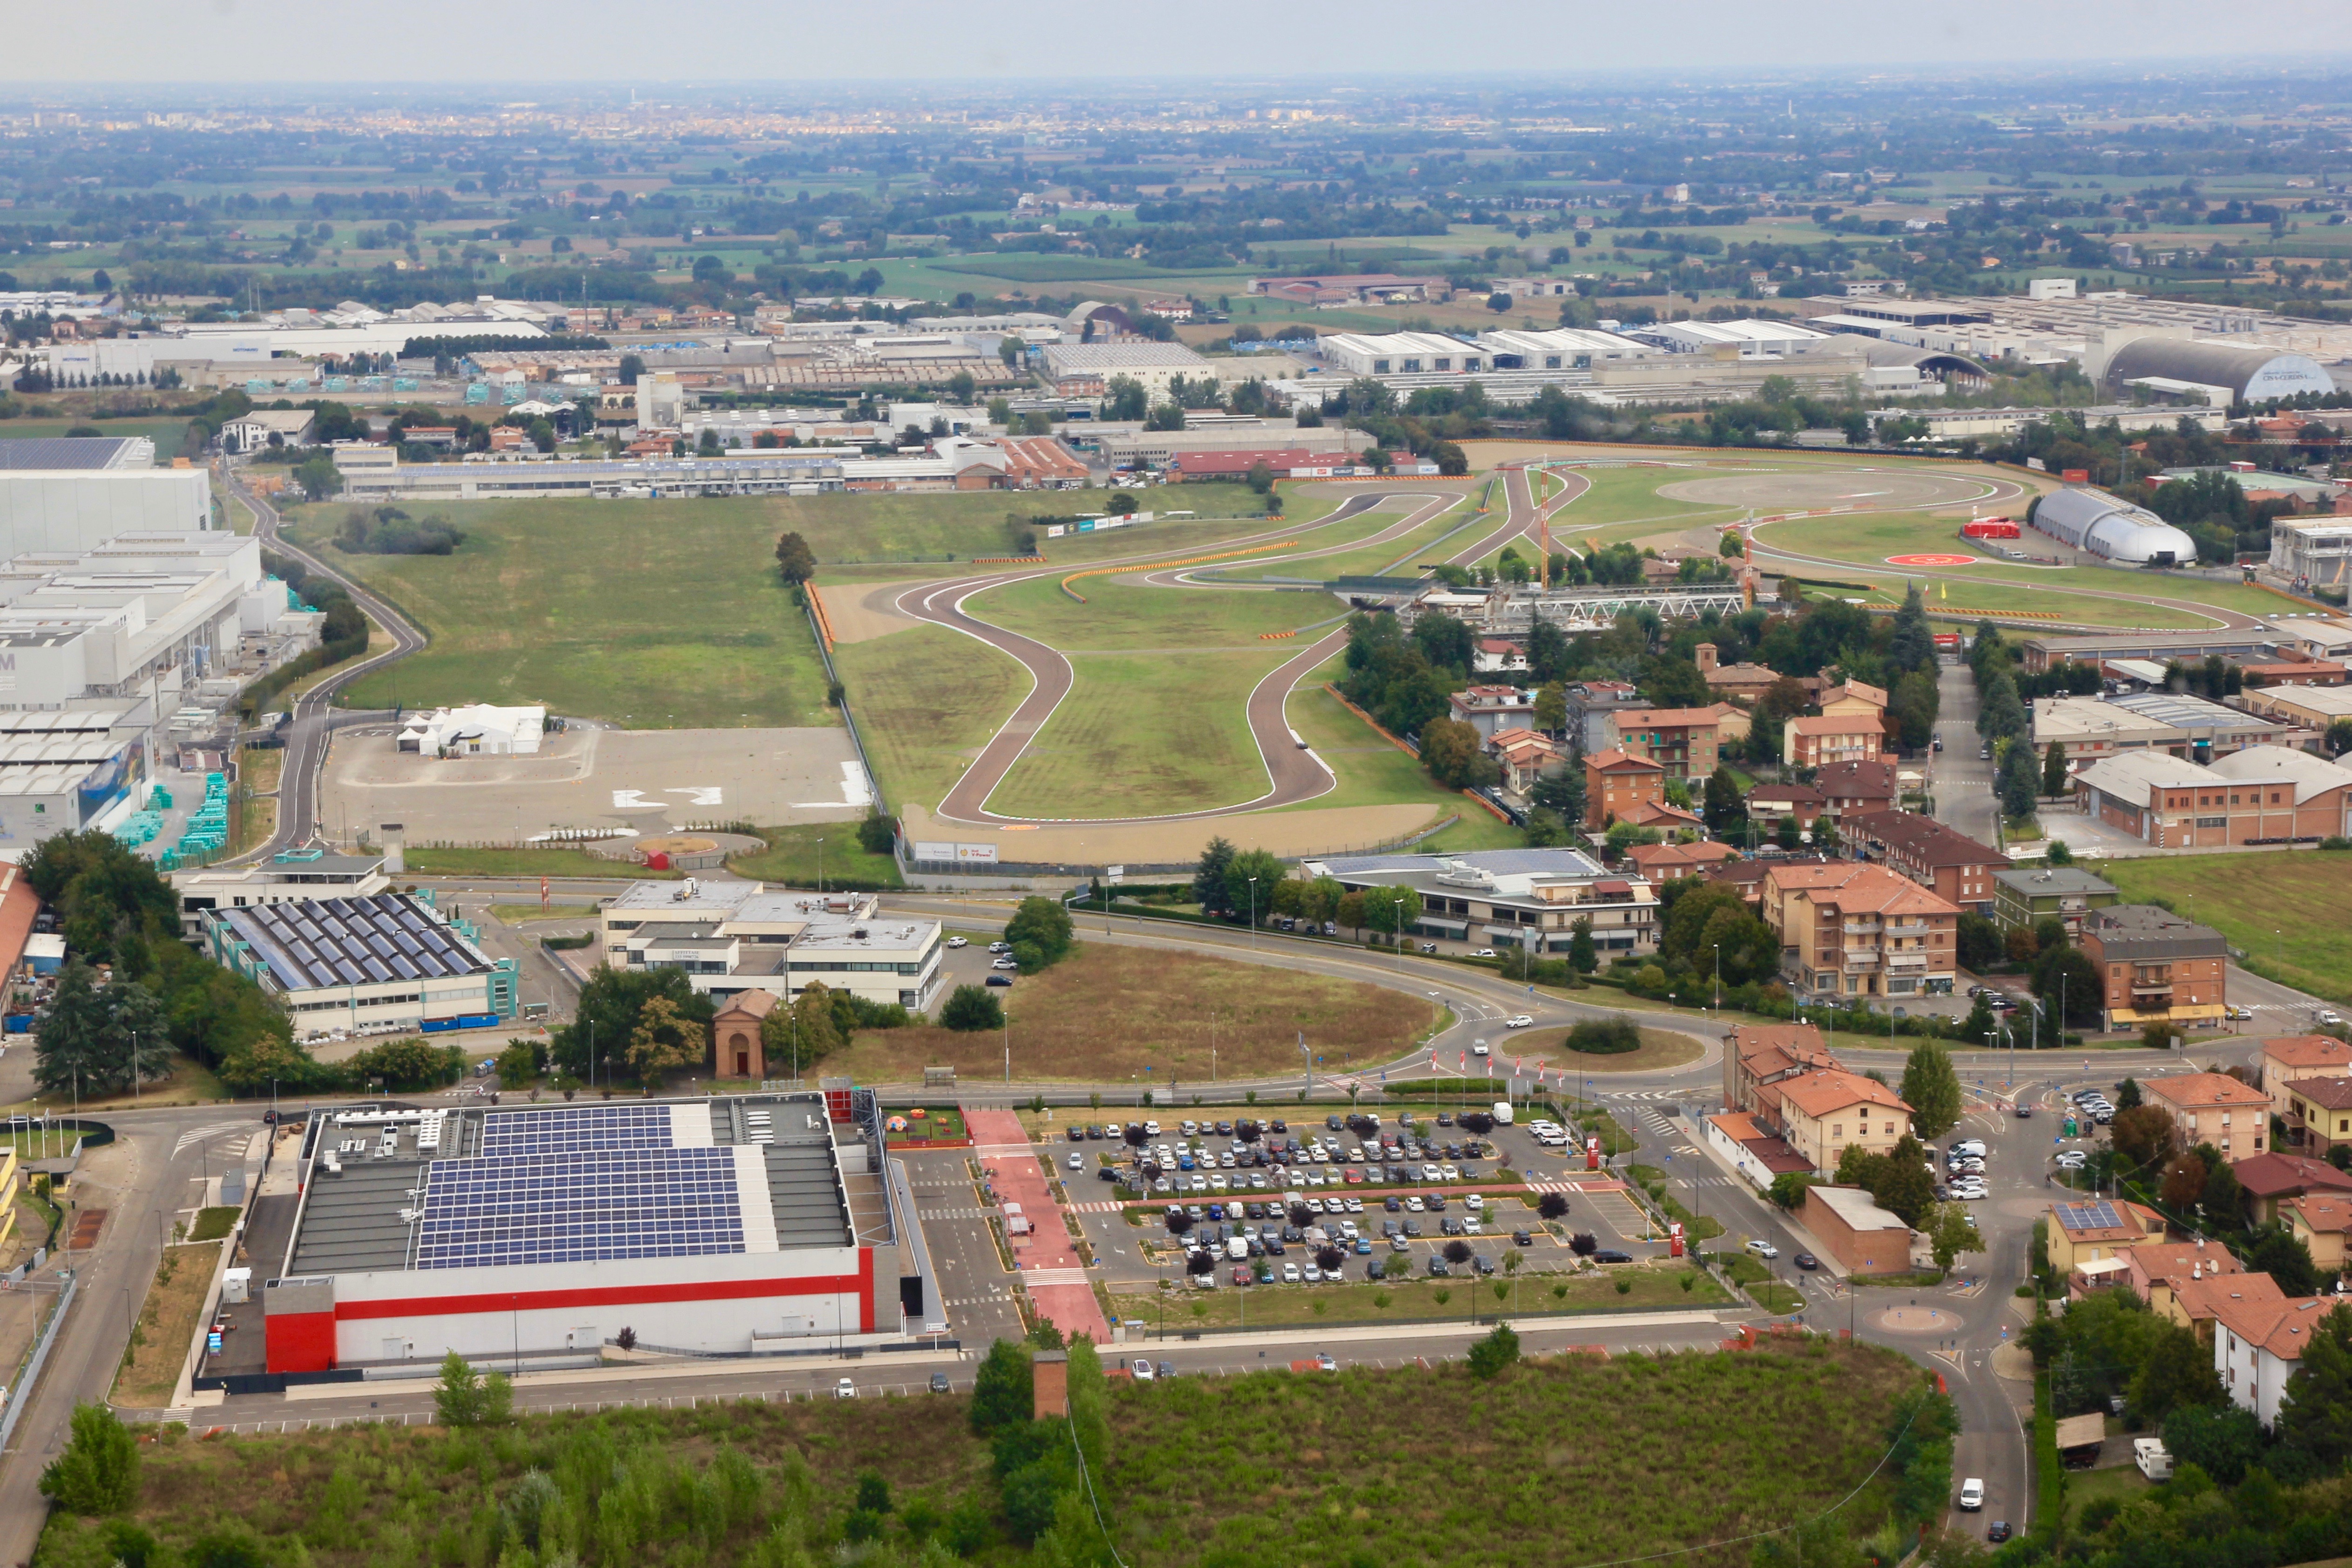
[[2032, 487, 2198, 566], [2103, 338, 2337, 402]]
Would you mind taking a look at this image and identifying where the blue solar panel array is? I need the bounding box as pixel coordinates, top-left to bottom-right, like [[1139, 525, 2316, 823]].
[[478, 1104, 674, 1156], [413, 1147, 743, 1270]]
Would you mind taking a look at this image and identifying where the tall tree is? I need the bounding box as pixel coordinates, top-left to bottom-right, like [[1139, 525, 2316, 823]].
[[2042, 741, 2071, 798], [2279, 1303, 2352, 1466], [1003, 896, 1075, 970], [1924, 1203, 1983, 1271], [625, 994, 700, 1083], [774, 531, 817, 584], [2130, 1322, 2228, 1424], [1191, 837, 1237, 917], [38, 1403, 137, 1515], [1533, 681, 1567, 737], [1899, 1040, 1964, 1140], [1978, 673, 2028, 743], [1222, 850, 1287, 926], [1888, 583, 1937, 676], [1703, 765, 1746, 834]]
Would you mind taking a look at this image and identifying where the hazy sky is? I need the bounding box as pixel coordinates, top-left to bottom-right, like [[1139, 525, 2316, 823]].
[[12, 0, 2348, 84]]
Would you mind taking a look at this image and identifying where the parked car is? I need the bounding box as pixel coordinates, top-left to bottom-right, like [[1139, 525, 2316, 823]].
[[986, 975, 1013, 987], [930, 1372, 952, 1393], [946, 936, 967, 949], [1593, 1249, 1634, 1264], [835, 1379, 858, 1399], [1131, 1358, 1156, 1381]]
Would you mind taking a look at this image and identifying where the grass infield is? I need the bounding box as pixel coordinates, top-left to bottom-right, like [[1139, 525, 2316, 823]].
[[2091, 851, 2352, 1002]]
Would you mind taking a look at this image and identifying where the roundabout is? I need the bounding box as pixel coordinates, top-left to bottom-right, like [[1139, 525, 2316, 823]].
[[1872, 1305, 1963, 1334]]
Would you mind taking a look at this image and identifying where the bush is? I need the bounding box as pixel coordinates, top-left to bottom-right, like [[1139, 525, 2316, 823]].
[[940, 984, 1004, 1032], [39, 1403, 137, 1514], [1467, 1323, 1521, 1379], [1563, 1016, 1642, 1055]]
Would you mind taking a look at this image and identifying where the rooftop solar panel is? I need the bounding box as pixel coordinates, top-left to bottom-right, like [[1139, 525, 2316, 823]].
[[412, 1146, 743, 1269]]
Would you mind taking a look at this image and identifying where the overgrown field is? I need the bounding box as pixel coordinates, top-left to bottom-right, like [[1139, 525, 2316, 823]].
[[282, 499, 835, 729], [39, 1341, 1926, 1568], [1109, 1338, 1925, 1568], [824, 940, 1430, 1083], [2093, 851, 2352, 1002]]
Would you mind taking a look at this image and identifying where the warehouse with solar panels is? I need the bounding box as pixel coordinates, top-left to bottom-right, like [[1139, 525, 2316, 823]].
[[260, 1093, 935, 1376]]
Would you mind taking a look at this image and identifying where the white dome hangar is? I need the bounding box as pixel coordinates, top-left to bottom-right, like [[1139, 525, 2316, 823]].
[[2102, 338, 2338, 404], [2028, 487, 2199, 567]]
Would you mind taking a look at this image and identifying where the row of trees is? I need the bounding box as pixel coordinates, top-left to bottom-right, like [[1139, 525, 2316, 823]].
[[1191, 838, 1426, 938]]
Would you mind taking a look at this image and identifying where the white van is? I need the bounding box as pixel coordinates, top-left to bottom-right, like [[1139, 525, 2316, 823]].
[[1492, 1102, 1514, 1126], [1226, 1236, 1249, 1261]]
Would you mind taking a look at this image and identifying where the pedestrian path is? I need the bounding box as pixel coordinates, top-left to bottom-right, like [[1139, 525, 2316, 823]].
[[961, 1108, 1109, 1345]]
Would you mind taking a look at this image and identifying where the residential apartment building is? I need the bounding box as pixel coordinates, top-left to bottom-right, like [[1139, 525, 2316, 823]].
[[1784, 714, 1886, 768], [2285, 1194, 2352, 1278], [2144, 1071, 2271, 1162], [1299, 847, 1660, 958], [1624, 841, 1740, 881], [1991, 867, 2121, 937], [2231, 1152, 2352, 1225], [1762, 861, 1961, 1004], [2044, 1197, 2167, 1274], [2172, 1270, 2287, 1349], [1583, 748, 1665, 830], [1607, 705, 1722, 781], [1447, 685, 1536, 743], [1722, 1022, 1839, 1120], [1487, 727, 1568, 795], [1747, 779, 1825, 831], [1843, 811, 2010, 916], [2286, 1077, 2352, 1161], [2120, 1240, 2244, 1328], [2215, 1291, 2337, 1428], [1773, 1070, 1915, 1176], [2079, 906, 2230, 1035], [1817, 759, 1900, 819], [2261, 1035, 2352, 1140]]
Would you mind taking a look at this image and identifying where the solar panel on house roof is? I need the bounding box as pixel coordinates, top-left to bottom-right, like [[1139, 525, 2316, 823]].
[[2058, 1200, 2122, 1230], [412, 1146, 742, 1269]]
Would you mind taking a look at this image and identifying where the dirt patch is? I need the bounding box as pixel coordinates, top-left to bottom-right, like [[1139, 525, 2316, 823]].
[[112, 1241, 223, 1409], [819, 578, 933, 645], [827, 941, 1430, 1083], [895, 800, 1446, 868]]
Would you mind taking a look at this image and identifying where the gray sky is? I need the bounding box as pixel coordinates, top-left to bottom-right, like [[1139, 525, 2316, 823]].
[[10, 0, 2346, 84]]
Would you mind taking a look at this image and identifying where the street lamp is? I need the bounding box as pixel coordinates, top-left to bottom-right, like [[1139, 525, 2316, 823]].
[[1392, 899, 1403, 975], [1711, 943, 1722, 1014], [1248, 877, 1259, 950]]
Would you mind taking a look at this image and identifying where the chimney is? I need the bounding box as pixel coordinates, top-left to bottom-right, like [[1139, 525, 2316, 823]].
[[379, 823, 405, 875], [1033, 1350, 1068, 1418]]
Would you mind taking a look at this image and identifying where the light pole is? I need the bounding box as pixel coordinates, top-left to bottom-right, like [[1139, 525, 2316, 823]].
[[1711, 943, 1722, 1014], [1248, 877, 1259, 950], [817, 837, 825, 894], [1392, 899, 1403, 975]]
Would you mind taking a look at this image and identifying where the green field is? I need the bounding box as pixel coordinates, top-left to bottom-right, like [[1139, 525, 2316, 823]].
[[284, 498, 837, 729], [832, 621, 1029, 814], [971, 568, 1325, 647], [727, 823, 902, 887], [777, 487, 1290, 574], [1217, 496, 1483, 583], [1108, 1260, 1728, 1330], [2092, 852, 2352, 1002], [988, 649, 1291, 818], [1276, 673, 1520, 848]]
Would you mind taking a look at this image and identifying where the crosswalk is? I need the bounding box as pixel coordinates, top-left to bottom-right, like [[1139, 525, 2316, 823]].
[[174, 1122, 252, 1157], [918, 1208, 997, 1221]]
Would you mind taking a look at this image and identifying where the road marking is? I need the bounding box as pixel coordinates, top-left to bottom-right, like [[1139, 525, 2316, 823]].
[[174, 1122, 253, 1156]]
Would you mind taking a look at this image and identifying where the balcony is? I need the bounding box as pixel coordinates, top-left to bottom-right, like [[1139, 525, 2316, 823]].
[[1886, 921, 1933, 938], [1841, 921, 1883, 935]]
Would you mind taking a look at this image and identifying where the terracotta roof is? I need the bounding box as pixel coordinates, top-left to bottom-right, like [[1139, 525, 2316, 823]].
[[1845, 811, 2011, 871], [1786, 714, 1885, 736], [1626, 841, 1740, 874], [1749, 781, 1826, 806], [2288, 1193, 2352, 1237], [2125, 1241, 2244, 1294], [1732, 1023, 1833, 1064], [1799, 861, 1963, 919], [1778, 1068, 1913, 1120], [1586, 748, 1664, 774], [2293, 1076, 2352, 1112], [2231, 1152, 2352, 1200], [2173, 1269, 2288, 1327], [1821, 680, 1889, 709], [2210, 1290, 2339, 1362], [1626, 799, 1705, 828], [2146, 1071, 2273, 1112], [1816, 759, 1900, 798], [2264, 1035, 2352, 1071]]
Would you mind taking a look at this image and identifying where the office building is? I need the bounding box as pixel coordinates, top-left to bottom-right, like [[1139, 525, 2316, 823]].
[[172, 851, 392, 939], [1298, 848, 1660, 957], [597, 882, 943, 1012]]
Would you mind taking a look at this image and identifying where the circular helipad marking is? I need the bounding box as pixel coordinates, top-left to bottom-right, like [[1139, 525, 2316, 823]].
[[1886, 553, 1979, 567]]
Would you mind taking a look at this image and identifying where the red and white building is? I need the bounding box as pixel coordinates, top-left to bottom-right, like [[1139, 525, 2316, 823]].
[[261, 1094, 928, 1377]]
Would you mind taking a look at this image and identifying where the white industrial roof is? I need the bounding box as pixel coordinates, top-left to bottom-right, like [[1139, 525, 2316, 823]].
[[1321, 331, 1482, 358], [2074, 750, 2210, 798]]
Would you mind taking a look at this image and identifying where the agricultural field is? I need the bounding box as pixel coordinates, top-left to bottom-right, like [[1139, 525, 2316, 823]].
[[2090, 851, 2352, 1003], [822, 940, 1433, 1084], [281, 498, 836, 730]]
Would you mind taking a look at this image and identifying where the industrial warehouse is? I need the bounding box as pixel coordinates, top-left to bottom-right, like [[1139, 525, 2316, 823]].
[[248, 1092, 934, 1379]]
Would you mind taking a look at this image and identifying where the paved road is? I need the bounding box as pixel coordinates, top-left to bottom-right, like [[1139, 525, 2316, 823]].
[[221, 468, 428, 859]]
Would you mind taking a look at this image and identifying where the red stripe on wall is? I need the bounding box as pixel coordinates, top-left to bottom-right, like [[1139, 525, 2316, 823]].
[[335, 1266, 865, 1322], [860, 1244, 875, 1334]]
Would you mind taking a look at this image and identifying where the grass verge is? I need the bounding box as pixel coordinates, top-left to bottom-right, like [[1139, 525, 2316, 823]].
[[832, 621, 1028, 814], [1107, 1260, 1727, 1330], [111, 1241, 221, 1408], [726, 823, 902, 888], [187, 1207, 242, 1243], [401, 845, 678, 879]]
